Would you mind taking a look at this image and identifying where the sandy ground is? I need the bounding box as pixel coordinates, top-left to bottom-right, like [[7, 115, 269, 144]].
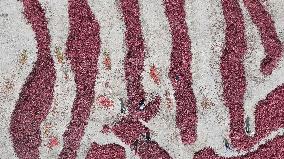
[[0, 0, 284, 158]]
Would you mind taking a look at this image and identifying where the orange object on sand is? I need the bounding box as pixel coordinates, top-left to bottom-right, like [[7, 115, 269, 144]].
[[48, 136, 59, 149], [103, 53, 111, 70], [97, 95, 114, 108], [104, 56, 111, 70], [150, 65, 160, 85]]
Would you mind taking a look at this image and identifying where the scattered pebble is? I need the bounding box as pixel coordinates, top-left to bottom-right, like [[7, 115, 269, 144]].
[[245, 117, 251, 134], [101, 124, 111, 134], [119, 98, 126, 113], [165, 90, 173, 109], [103, 51, 111, 70], [200, 97, 213, 109], [224, 138, 231, 150], [19, 49, 28, 65], [55, 46, 64, 64], [145, 131, 151, 141], [139, 98, 145, 110]]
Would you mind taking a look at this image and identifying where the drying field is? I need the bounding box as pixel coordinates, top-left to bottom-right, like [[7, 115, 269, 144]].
[[0, 0, 284, 158]]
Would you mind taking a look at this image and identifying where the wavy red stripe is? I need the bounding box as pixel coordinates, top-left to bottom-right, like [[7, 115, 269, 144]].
[[9, 0, 56, 158], [164, 0, 197, 144], [58, 0, 101, 158]]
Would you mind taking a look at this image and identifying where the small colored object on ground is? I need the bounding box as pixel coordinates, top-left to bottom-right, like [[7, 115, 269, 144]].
[[97, 95, 114, 108], [150, 64, 160, 85], [119, 98, 126, 113], [19, 49, 28, 65], [48, 136, 59, 149], [201, 97, 212, 109], [103, 51, 111, 70], [55, 46, 64, 64], [101, 124, 111, 134], [165, 90, 173, 109]]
